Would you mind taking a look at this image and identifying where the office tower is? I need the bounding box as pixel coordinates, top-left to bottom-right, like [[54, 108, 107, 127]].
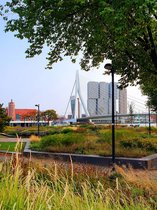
[[87, 82, 109, 116], [108, 82, 119, 114], [87, 81, 127, 116], [87, 98, 97, 116], [87, 82, 99, 99], [99, 82, 109, 114], [119, 88, 127, 114], [87, 82, 99, 116]]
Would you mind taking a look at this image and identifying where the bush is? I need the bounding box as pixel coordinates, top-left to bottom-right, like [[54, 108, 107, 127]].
[[39, 133, 85, 149], [61, 128, 74, 134], [120, 138, 157, 152]]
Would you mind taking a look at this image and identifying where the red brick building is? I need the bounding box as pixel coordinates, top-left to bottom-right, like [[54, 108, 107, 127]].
[[7, 100, 36, 121]]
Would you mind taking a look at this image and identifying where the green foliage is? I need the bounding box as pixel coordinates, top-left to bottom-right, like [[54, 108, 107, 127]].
[[40, 133, 86, 148], [0, 103, 11, 132], [4, 126, 62, 137], [120, 138, 157, 152], [61, 128, 74, 134], [141, 78, 157, 111], [41, 109, 58, 122], [2, 0, 157, 87], [29, 126, 157, 157]]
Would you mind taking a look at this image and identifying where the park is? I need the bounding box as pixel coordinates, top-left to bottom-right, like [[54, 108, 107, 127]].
[[0, 124, 157, 209], [1, 0, 157, 209]]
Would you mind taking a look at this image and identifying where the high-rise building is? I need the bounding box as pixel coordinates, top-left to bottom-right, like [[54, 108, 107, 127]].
[[87, 82, 99, 99], [119, 88, 127, 114], [108, 82, 119, 114], [87, 82, 127, 116], [87, 82, 109, 116], [70, 96, 75, 118]]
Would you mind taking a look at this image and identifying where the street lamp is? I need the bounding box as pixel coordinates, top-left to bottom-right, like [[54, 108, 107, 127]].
[[148, 106, 151, 135], [104, 63, 115, 167], [116, 111, 118, 126], [35, 104, 40, 136]]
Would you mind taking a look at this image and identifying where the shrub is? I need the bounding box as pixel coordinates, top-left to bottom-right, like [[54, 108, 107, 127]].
[[39, 133, 86, 149], [61, 128, 74, 134], [39, 134, 62, 148], [120, 138, 139, 148], [120, 138, 157, 152]]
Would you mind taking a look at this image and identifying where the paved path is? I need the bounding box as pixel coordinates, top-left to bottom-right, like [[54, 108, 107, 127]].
[[0, 137, 29, 142]]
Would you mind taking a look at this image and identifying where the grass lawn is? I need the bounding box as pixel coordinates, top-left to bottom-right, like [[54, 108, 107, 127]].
[[0, 142, 25, 152], [30, 125, 157, 157]]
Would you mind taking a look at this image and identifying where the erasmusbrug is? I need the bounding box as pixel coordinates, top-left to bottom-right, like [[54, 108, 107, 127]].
[[64, 71, 157, 127]]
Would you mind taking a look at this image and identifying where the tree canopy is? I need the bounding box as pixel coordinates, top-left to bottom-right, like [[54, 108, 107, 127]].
[[0, 104, 11, 132], [41, 110, 58, 122], [141, 75, 157, 111], [2, 0, 157, 87]]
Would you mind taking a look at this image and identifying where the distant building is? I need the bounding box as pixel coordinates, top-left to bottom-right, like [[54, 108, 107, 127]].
[[119, 88, 127, 114], [87, 82, 127, 116], [7, 100, 36, 121], [108, 82, 119, 114], [70, 96, 75, 118], [8, 99, 16, 120], [68, 114, 72, 119]]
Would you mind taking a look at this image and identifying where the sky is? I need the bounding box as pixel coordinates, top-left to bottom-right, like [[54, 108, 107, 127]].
[[0, 6, 148, 116]]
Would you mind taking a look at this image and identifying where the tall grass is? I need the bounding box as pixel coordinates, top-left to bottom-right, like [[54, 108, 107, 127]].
[[0, 154, 156, 209]]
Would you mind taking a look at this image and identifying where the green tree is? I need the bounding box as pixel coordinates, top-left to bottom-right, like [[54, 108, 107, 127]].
[[41, 110, 58, 124], [0, 104, 11, 132], [141, 76, 157, 111], [2, 0, 157, 86], [128, 102, 135, 124]]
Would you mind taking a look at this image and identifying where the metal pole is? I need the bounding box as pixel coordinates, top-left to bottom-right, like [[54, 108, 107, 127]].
[[111, 69, 115, 165], [37, 106, 40, 136], [148, 106, 151, 135], [35, 104, 40, 136]]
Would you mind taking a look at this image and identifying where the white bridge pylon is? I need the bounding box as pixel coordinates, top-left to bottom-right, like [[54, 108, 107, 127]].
[[64, 70, 89, 120]]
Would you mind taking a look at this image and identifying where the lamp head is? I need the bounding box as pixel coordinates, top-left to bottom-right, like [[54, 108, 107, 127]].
[[104, 63, 112, 70]]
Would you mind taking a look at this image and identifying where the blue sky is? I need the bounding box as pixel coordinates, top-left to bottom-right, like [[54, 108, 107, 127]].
[[0, 5, 147, 115]]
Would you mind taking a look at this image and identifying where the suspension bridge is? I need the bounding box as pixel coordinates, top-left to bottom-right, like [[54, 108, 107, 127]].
[[63, 71, 156, 126]]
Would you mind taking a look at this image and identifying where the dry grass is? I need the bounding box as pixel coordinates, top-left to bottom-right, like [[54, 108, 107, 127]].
[[29, 135, 41, 142], [0, 153, 157, 209], [116, 165, 157, 194]]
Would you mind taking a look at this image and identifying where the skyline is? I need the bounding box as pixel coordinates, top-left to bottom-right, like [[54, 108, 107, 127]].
[[0, 12, 147, 116]]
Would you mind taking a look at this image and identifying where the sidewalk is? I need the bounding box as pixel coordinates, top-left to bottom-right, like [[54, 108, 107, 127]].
[[0, 137, 28, 143]]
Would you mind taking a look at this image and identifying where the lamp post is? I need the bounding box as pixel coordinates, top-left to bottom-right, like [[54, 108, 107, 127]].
[[116, 111, 118, 126], [35, 104, 40, 136], [148, 106, 151, 135], [104, 63, 115, 167]]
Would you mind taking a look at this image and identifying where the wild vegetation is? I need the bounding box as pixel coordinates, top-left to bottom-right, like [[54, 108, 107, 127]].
[[21, 125, 157, 157], [0, 103, 11, 132], [0, 154, 157, 210]]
